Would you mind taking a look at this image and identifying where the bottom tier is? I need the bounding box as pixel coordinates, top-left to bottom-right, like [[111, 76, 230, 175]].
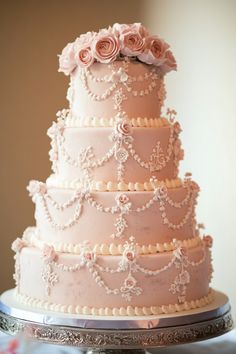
[[13, 241, 213, 316]]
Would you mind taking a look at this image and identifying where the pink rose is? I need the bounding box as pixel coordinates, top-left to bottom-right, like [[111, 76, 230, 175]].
[[58, 42, 76, 76], [155, 184, 168, 200], [27, 180, 47, 197], [92, 31, 120, 64], [85, 252, 94, 261], [162, 50, 177, 73], [173, 121, 182, 135], [12, 238, 26, 253], [131, 23, 149, 38], [75, 31, 96, 48], [80, 248, 96, 267], [85, 251, 96, 266], [125, 250, 135, 262], [116, 194, 129, 205], [116, 121, 131, 136], [47, 121, 64, 139], [112, 23, 130, 36], [138, 36, 169, 66], [76, 47, 94, 67], [74, 32, 96, 68], [124, 275, 137, 289], [42, 245, 57, 263], [120, 32, 145, 56], [119, 23, 148, 56], [113, 23, 149, 38], [203, 235, 213, 248]]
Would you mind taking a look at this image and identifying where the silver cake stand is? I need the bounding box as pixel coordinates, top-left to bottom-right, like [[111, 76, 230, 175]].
[[0, 289, 233, 353]]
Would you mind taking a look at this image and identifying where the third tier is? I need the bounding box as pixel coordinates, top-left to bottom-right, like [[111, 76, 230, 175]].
[[27, 178, 199, 250]]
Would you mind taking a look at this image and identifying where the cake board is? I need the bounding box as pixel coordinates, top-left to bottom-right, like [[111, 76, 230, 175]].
[[0, 289, 233, 353]]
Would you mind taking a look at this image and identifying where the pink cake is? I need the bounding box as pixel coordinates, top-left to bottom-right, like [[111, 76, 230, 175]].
[[12, 23, 214, 316]]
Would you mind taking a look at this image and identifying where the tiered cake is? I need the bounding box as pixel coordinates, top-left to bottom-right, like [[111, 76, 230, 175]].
[[12, 23, 214, 316]]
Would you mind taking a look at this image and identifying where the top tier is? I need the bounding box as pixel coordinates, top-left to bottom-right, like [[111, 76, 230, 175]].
[[58, 23, 177, 120]]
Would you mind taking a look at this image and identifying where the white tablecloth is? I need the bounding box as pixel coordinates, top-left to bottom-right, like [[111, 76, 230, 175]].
[[0, 329, 236, 353]]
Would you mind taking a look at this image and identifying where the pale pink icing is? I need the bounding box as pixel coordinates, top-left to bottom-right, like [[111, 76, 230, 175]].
[[33, 185, 197, 247], [70, 61, 165, 120], [52, 126, 180, 183], [18, 244, 211, 310]]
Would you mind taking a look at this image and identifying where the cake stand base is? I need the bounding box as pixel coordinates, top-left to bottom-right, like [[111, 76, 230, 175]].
[[0, 289, 233, 353], [87, 351, 147, 354]]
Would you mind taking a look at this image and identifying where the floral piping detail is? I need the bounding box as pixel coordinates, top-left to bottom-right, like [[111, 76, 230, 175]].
[[27, 178, 198, 236], [79, 59, 163, 113], [47, 110, 182, 182], [33, 237, 207, 302], [41, 245, 59, 296], [149, 141, 165, 172], [112, 194, 131, 238], [169, 239, 206, 303], [110, 112, 133, 181], [166, 108, 177, 123], [113, 87, 127, 112]]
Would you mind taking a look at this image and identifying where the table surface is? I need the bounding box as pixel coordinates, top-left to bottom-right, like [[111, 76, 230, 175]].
[[0, 328, 235, 354]]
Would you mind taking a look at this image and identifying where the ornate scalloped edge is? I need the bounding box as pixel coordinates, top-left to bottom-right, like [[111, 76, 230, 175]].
[[15, 289, 215, 316], [46, 176, 183, 191], [64, 116, 170, 128], [22, 227, 202, 255]]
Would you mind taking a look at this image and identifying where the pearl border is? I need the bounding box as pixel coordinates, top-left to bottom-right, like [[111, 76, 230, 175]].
[[46, 176, 183, 191], [23, 227, 202, 255], [15, 289, 214, 316], [65, 116, 170, 128]]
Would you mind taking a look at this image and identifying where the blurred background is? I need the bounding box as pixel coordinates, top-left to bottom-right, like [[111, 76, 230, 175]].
[[1, 0, 235, 320]]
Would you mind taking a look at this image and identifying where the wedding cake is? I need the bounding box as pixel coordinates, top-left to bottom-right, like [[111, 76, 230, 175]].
[[12, 23, 214, 316]]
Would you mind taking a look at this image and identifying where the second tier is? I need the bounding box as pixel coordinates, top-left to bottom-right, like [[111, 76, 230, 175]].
[[27, 178, 199, 250], [47, 118, 184, 186]]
